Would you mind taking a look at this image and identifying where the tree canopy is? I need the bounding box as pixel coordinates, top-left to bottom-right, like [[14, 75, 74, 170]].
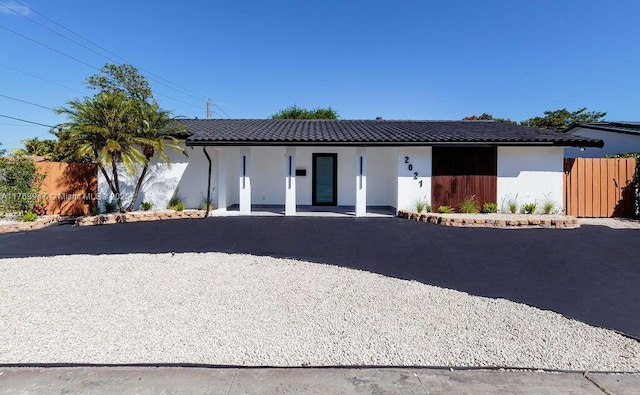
[[463, 113, 516, 124], [56, 63, 186, 212], [463, 108, 607, 131], [271, 105, 339, 119], [520, 108, 606, 131]]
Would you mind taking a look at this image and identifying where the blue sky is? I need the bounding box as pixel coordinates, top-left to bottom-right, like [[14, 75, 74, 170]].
[[0, 0, 639, 151]]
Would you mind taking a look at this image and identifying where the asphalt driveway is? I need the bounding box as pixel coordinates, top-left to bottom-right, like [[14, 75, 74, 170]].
[[1, 217, 639, 339]]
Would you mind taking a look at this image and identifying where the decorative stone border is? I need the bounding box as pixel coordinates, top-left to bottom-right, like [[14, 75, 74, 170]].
[[75, 210, 206, 226], [397, 210, 579, 229], [0, 215, 61, 234]]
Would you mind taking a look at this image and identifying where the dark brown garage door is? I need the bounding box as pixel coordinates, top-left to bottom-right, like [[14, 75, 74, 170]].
[[431, 147, 497, 210]]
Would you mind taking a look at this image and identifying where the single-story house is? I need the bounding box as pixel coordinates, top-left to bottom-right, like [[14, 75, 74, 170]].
[[98, 119, 603, 216], [565, 122, 640, 158]]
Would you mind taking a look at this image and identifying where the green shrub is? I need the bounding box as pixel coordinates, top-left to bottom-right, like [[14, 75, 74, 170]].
[[170, 202, 185, 211], [503, 194, 519, 214], [438, 205, 455, 214], [167, 188, 184, 209], [0, 155, 45, 214], [459, 195, 479, 214], [200, 196, 214, 211], [140, 201, 153, 211], [541, 194, 556, 215], [481, 202, 498, 213], [413, 197, 430, 213], [20, 211, 37, 222], [89, 205, 101, 216], [521, 202, 538, 214], [104, 200, 118, 213]]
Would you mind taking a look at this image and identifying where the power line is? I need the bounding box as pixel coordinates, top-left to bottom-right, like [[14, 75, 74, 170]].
[[0, 3, 122, 65], [0, 123, 45, 128], [0, 24, 203, 111], [0, 22, 100, 71], [0, 93, 55, 111], [0, 114, 55, 128], [0, 62, 85, 95], [10, 0, 211, 103]]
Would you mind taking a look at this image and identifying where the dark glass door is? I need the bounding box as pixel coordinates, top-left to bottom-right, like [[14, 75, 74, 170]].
[[312, 153, 337, 206]]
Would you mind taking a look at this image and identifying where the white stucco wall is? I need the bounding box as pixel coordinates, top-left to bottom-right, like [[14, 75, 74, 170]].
[[396, 147, 432, 211], [98, 144, 212, 211], [497, 147, 564, 211], [294, 147, 355, 206], [566, 128, 640, 158], [366, 147, 397, 206], [224, 146, 398, 208], [247, 146, 286, 205]]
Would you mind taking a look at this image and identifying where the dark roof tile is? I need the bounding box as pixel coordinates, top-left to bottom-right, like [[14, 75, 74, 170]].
[[180, 119, 603, 147]]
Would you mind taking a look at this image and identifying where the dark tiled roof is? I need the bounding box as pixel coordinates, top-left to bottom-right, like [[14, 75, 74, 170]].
[[181, 119, 603, 147], [566, 122, 640, 136]]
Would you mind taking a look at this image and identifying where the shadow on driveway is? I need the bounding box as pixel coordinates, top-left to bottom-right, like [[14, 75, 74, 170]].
[[1, 217, 639, 339]]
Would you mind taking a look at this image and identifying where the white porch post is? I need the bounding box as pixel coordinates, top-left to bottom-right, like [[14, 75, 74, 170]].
[[239, 147, 251, 214], [355, 147, 367, 217], [284, 147, 297, 216], [216, 149, 227, 211]]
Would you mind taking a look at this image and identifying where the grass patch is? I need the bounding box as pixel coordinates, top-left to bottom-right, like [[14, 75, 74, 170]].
[[438, 205, 455, 214], [521, 202, 538, 214], [459, 195, 479, 214], [481, 202, 498, 213]]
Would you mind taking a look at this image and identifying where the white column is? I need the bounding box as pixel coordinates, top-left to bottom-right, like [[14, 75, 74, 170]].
[[216, 149, 227, 211], [284, 147, 297, 216], [355, 147, 367, 217], [239, 147, 251, 214]]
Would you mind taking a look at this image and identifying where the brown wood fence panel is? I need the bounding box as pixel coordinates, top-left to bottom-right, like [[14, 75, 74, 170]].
[[564, 157, 637, 217], [36, 162, 97, 216], [432, 147, 497, 210]]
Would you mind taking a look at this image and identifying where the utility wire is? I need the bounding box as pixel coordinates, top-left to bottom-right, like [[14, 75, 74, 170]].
[[0, 93, 55, 111], [0, 114, 55, 128], [0, 24, 202, 111], [0, 123, 45, 128], [1, 7, 217, 114], [0, 23, 100, 71], [10, 0, 211, 103], [0, 3, 122, 65], [0, 62, 85, 95]]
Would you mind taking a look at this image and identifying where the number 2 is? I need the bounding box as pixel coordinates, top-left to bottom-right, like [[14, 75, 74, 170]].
[[404, 156, 409, 164], [413, 172, 419, 180]]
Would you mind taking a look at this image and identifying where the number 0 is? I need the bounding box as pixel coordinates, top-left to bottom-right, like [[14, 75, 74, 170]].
[[408, 164, 413, 171]]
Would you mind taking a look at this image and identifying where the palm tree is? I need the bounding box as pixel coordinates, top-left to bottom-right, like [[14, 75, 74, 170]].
[[12, 138, 58, 160], [126, 102, 187, 211], [56, 92, 187, 212], [56, 91, 153, 212]]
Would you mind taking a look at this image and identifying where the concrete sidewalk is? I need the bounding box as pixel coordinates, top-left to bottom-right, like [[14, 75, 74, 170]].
[[1, 367, 638, 394]]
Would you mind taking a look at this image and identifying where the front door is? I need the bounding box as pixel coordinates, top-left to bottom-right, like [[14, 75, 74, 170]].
[[312, 153, 337, 206]]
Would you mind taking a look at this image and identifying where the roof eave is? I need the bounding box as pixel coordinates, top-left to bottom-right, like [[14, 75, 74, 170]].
[[185, 140, 603, 148]]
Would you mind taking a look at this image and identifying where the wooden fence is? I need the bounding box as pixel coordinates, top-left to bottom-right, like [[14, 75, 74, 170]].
[[564, 157, 637, 217], [36, 162, 97, 216]]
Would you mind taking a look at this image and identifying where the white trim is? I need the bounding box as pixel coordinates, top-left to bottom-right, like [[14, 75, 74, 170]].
[[239, 147, 251, 214], [285, 147, 297, 216]]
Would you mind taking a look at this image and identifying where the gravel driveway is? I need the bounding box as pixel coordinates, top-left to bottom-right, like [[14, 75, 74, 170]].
[[1, 252, 638, 371]]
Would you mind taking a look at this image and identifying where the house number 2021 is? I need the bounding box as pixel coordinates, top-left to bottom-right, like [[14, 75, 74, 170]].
[[404, 156, 422, 188]]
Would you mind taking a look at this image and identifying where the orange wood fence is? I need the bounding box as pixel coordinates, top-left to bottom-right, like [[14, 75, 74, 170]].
[[564, 158, 637, 217], [36, 162, 97, 216]]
